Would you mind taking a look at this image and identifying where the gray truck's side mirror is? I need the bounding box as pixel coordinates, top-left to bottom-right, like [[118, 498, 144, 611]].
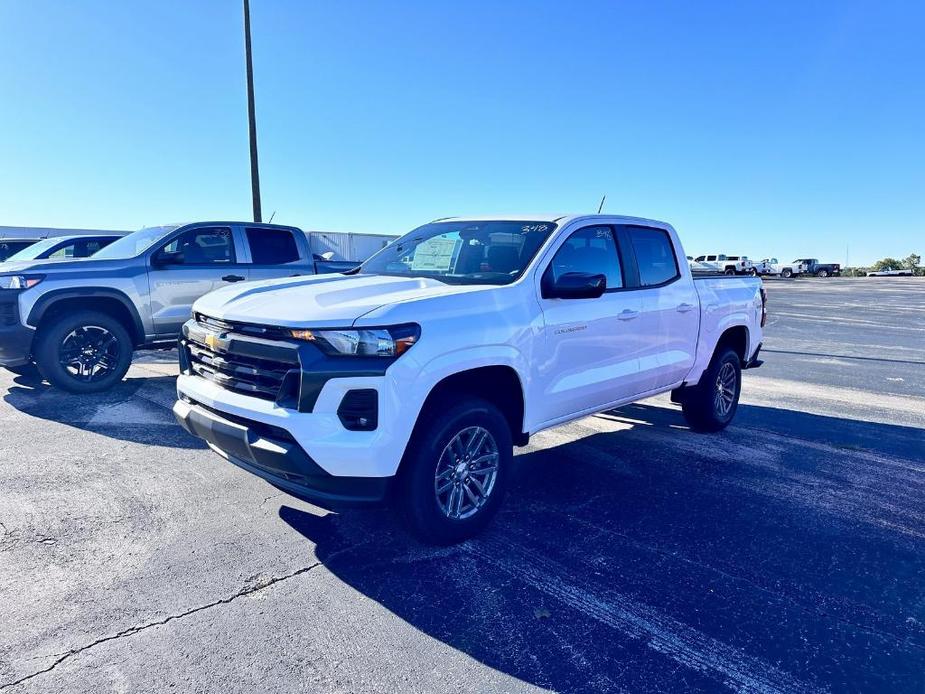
[[543, 272, 607, 299], [152, 249, 184, 267]]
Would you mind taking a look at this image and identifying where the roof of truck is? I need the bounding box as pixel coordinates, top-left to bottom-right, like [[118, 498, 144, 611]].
[[433, 213, 672, 228]]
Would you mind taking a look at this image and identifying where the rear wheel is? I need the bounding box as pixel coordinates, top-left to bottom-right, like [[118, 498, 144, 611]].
[[724, 268, 735, 275], [781, 268, 793, 278], [817, 269, 829, 278], [398, 397, 512, 544], [680, 348, 741, 432], [34, 310, 133, 393]]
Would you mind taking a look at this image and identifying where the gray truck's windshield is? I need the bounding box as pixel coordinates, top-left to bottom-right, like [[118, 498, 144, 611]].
[[357, 220, 557, 285], [93, 225, 182, 260]]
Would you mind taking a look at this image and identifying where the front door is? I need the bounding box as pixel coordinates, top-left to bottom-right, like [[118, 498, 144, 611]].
[[534, 225, 648, 426], [148, 226, 248, 337]]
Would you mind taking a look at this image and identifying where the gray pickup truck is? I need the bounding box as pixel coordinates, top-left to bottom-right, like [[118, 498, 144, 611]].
[[0, 221, 357, 392]]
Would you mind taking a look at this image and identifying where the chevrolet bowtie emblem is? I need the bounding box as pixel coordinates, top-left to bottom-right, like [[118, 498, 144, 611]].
[[205, 333, 221, 350]]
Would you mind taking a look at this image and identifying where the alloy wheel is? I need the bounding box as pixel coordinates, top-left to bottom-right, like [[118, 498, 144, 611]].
[[58, 325, 120, 382], [434, 425, 499, 520]]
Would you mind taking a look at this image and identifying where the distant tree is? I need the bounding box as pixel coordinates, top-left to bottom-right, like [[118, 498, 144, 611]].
[[872, 257, 904, 271], [902, 253, 921, 270]]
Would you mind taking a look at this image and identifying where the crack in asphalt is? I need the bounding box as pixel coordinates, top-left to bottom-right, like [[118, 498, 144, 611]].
[[0, 561, 323, 690]]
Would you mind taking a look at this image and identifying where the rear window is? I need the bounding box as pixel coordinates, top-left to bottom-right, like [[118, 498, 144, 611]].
[[246, 227, 300, 265], [626, 226, 679, 286]]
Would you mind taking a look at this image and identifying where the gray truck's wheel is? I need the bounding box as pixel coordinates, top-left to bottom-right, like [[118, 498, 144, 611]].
[[398, 397, 512, 545], [781, 268, 793, 278], [681, 348, 741, 432], [34, 310, 133, 394]]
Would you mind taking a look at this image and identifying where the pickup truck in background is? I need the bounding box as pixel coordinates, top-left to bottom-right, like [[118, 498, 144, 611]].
[[174, 214, 766, 544], [867, 267, 913, 277], [692, 254, 755, 275], [0, 221, 358, 391], [780, 258, 841, 278]]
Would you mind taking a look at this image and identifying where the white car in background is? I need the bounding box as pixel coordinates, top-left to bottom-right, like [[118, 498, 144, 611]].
[[867, 267, 913, 276], [693, 254, 756, 275]]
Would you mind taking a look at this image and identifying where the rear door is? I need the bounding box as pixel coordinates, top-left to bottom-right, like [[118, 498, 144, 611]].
[[243, 226, 311, 281], [534, 224, 648, 425], [620, 225, 698, 390], [148, 225, 249, 337]]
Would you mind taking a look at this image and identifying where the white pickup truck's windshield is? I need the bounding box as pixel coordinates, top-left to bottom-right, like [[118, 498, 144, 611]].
[[93, 225, 182, 260], [358, 220, 557, 285]]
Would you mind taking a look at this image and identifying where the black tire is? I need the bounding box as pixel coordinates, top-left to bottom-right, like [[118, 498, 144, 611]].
[[748, 267, 758, 276], [724, 268, 735, 275], [817, 269, 829, 278], [680, 348, 741, 432], [34, 310, 133, 393], [398, 397, 513, 545], [781, 268, 793, 278]]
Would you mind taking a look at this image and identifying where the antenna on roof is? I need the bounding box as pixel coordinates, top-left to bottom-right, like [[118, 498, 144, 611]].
[[597, 195, 606, 214], [268, 210, 276, 223]]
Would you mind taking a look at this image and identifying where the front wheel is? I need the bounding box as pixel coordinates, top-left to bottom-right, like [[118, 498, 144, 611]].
[[398, 398, 513, 544], [680, 348, 742, 432], [34, 310, 133, 393]]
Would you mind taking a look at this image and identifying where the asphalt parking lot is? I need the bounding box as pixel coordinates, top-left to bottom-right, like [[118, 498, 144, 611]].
[[1, 277, 923, 693]]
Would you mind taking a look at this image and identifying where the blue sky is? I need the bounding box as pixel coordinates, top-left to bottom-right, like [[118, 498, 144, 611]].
[[1, 1, 922, 265]]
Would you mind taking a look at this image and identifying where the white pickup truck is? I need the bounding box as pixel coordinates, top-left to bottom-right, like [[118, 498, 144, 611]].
[[173, 215, 766, 543]]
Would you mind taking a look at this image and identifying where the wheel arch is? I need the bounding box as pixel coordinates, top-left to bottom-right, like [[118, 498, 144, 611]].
[[414, 364, 528, 448], [28, 288, 145, 346]]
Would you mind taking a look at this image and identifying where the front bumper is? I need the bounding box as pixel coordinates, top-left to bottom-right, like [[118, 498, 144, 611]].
[[174, 397, 391, 507], [0, 292, 34, 367], [175, 315, 422, 497]]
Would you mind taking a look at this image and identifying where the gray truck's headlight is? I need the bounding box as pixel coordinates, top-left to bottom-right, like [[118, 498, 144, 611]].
[[0, 275, 43, 290], [289, 324, 420, 357]]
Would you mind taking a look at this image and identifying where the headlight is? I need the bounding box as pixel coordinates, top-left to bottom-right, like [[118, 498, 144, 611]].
[[289, 323, 420, 357], [0, 275, 43, 290]]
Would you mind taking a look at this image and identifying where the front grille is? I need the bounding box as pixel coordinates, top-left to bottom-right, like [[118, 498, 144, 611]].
[[185, 317, 300, 403]]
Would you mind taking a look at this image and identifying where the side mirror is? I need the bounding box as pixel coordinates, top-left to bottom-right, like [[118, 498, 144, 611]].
[[543, 271, 607, 299], [152, 249, 183, 267]]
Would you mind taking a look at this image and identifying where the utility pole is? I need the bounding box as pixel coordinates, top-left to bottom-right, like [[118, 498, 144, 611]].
[[243, 0, 262, 223]]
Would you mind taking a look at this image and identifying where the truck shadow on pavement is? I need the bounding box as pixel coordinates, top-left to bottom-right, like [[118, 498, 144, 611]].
[[2, 374, 206, 450], [279, 402, 924, 693]]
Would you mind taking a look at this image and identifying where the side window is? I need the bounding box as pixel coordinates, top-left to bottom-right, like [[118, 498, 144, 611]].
[[626, 226, 680, 287], [48, 241, 77, 259], [161, 227, 234, 264], [694, 255, 705, 262], [245, 227, 300, 265], [82, 239, 107, 256], [706, 255, 716, 262], [546, 225, 623, 290]]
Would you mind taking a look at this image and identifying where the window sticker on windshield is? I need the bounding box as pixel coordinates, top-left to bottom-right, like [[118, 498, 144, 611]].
[[522, 224, 549, 233], [411, 236, 458, 271]]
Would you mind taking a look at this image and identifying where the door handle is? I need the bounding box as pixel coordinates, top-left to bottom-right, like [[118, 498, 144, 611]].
[[222, 274, 246, 282], [677, 302, 695, 313], [618, 309, 639, 321]]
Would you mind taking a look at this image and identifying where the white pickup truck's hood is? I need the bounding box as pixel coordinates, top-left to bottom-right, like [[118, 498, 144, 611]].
[[193, 273, 486, 327]]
